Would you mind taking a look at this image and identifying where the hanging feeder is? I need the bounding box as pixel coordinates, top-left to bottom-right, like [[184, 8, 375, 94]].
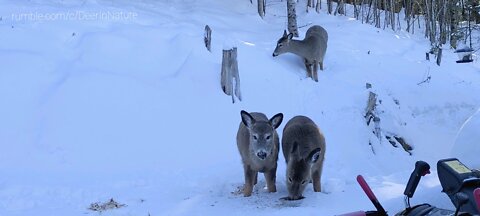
[[454, 48, 474, 63]]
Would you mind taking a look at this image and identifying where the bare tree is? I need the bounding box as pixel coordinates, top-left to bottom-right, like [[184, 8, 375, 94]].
[[438, 0, 448, 44], [308, 0, 314, 7], [327, 0, 333, 14], [307, 0, 316, 13], [373, 0, 381, 28], [422, 0, 447, 65], [353, 0, 360, 19], [288, 0, 299, 37], [404, 0, 414, 32], [335, 0, 345, 15], [449, 0, 461, 48], [315, 0, 473, 51], [389, 0, 396, 30]]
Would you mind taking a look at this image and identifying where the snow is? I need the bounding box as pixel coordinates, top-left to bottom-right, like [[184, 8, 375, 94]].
[[452, 108, 480, 169], [0, 0, 479, 215]]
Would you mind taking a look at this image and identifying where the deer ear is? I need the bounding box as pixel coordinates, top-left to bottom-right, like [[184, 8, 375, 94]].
[[269, 113, 283, 129], [283, 30, 288, 37], [240, 110, 255, 128], [308, 148, 321, 164], [287, 33, 294, 40]]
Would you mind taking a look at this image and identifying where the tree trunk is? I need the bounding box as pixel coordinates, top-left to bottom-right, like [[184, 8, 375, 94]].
[[335, 0, 345, 15], [361, 0, 367, 23], [258, 0, 266, 18], [436, 48, 442, 66], [287, 0, 299, 37], [353, 0, 359, 19], [308, 0, 314, 7], [366, 0, 373, 23], [450, 0, 461, 48], [405, 0, 413, 32], [424, 0, 431, 39], [327, 0, 333, 14], [438, 0, 448, 45], [383, 0, 388, 29], [374, 0, 381, 28], [390, 0, 396, 30]]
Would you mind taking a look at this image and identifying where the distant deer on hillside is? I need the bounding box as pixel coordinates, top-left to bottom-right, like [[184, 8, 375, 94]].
[[273, 25, 328, 82]]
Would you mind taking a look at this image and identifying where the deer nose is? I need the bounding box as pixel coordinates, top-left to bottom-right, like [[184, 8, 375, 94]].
[[272, 53, 277, 57], [257, 151, 267, 160]]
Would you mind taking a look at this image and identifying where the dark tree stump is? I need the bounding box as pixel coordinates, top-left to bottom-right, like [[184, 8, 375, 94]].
[[204, 25, 212, 52]]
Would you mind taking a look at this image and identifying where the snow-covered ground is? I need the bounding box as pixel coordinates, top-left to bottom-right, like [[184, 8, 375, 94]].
[[1, 0, 479, 215]]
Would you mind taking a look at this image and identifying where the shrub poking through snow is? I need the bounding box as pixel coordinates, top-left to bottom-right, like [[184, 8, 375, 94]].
[[88, 198, 126, 212]]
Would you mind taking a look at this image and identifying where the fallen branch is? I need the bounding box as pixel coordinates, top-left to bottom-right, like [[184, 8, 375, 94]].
[[417, 76, 431, 85], [394, 136, 413, 155]]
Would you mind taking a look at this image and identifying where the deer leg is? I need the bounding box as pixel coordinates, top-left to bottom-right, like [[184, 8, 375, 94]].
[[304, 59, 312, 78], [312, 170, 321, 192], [264, 167, 277, 193], [313, 61, 319, 82], [312, 163, 324, 192], [320, 61, 324, 70], [243, 166, 256, 196], [254, 172, 258, 185]]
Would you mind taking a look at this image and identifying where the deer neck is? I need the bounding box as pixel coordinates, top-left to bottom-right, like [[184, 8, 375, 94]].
[[288, 40, 309, 59]]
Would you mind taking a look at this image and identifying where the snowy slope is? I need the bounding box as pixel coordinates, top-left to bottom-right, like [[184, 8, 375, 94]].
[[452, 107, 480, 169], [1, 0, 480, 215]]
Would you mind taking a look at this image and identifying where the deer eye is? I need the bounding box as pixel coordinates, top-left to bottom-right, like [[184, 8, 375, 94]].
[[278, 44, 283, 48], [253, 135, 258, 140], [266, 135, 271, 140], [288, 177, 292, 183], [301, 180, 307, 185]]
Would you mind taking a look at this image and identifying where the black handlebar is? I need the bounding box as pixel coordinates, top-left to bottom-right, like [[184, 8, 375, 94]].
[[404, 161, 431, 198]]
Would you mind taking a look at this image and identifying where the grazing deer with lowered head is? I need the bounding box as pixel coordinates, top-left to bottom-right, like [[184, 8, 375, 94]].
[[282, 115, 326, 200], [273, 25, 328, 82], [236, 110, 284, 197]]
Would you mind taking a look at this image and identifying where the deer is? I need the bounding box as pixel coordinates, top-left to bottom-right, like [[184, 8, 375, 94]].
[[281, 115, 326, 200], [272, 25, 328, 82], [236, 110, 284, 197]]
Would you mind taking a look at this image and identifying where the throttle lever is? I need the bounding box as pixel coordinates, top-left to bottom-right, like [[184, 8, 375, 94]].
[[404, 161, 431, 198]]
